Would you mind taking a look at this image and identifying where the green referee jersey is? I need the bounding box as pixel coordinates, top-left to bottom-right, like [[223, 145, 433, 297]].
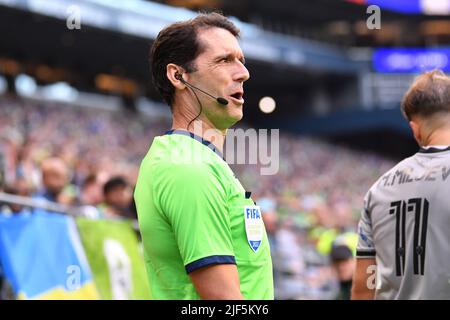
[[134, 129, 274, 300]]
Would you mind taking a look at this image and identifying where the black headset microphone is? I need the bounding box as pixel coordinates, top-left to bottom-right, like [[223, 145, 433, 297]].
[[175, 73, 229, 106]]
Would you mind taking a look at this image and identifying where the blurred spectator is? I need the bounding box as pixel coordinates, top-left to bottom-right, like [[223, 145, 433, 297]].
[[78, 173, 105, 206], [259, 196, 279, 249], [73, 173, 108, 219], [329, 244, 355, 300], [273, 216, 307, 299], [1, 179, 31, 216], [14, 143, 41, 190], [33, 157, 70, 204], [99, 176, 133, 219]]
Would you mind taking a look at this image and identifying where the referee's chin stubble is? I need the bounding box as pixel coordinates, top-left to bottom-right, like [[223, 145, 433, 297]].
[[227, 101, 244, 121], [225, 107, 243, 126]]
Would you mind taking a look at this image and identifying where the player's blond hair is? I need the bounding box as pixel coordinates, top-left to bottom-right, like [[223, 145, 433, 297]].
[[401, 69, 450, 122]]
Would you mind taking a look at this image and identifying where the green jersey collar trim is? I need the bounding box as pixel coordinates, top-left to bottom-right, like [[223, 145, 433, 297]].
[[165, 129, 224, 160]]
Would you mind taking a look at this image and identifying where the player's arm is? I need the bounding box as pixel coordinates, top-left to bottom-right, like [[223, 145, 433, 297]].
[[351, 258, 376, 300], [189, 264, 244, 300], [352, 190, 378, 300]]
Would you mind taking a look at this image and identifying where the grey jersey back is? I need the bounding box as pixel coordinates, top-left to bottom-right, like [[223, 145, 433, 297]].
[[357, 147, 450, 299]]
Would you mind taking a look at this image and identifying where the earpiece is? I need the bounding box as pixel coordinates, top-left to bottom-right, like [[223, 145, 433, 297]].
[[175, 72, 183, 81]]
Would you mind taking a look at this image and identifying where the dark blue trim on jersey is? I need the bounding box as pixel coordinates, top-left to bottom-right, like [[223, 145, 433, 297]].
[[356, 250, 376, 257], [165, 129, 224, 159], [419, 146, 450, 153], [185, 255, 236, 273]]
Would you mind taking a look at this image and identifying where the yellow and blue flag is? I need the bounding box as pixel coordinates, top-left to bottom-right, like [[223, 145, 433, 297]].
[[0, 211, 99, 299]]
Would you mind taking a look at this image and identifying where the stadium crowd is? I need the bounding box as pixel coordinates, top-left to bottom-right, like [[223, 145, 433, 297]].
[[0, 94, 395, 299]]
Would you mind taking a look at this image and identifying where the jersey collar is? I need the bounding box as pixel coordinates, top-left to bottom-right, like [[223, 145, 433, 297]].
[[418, 145, 450, 154], [165, 129, 224, 160]]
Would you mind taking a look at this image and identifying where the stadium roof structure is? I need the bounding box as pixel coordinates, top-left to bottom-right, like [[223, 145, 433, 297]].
[[0, 0, 366, 73], [0, 0, 369, 107], [151, 0, 450, 47]]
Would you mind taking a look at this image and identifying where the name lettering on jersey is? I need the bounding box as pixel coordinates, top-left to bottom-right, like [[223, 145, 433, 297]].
[[380, 165, 450, 187], [244, 205, 263, 252], [443, 166, 450, 180]]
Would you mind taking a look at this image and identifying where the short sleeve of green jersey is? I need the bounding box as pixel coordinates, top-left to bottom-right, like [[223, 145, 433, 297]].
[[155, 163, 236, 273], [356, 191, 376, 258]]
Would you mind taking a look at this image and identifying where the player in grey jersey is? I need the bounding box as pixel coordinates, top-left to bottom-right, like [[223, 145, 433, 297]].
[[352, 69, 450, 300]]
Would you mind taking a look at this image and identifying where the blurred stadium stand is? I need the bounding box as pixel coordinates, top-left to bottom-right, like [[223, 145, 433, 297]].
[[1, 0, 442, 147]]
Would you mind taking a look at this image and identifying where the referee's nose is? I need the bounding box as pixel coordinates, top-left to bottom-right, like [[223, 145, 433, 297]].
[[234, 60, 250, 83]]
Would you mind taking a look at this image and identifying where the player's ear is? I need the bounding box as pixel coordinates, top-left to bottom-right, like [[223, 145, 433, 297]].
[[409, 119, 421, 146], [166, 64, 186, 89]]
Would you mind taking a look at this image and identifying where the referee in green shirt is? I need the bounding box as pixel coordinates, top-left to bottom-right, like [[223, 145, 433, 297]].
[[134, 12, 274, 300]]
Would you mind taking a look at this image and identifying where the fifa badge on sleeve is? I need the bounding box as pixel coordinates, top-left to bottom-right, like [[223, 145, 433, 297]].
[[244, 205, 263, 252]]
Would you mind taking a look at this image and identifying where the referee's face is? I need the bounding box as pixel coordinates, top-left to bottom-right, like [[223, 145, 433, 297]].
[[188, 27, 250, 130]]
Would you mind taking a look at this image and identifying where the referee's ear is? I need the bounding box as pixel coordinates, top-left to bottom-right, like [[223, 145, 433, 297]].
[[167, 64, 186, 90]]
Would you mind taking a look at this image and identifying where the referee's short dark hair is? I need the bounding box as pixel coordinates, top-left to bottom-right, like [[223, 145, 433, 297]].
[[150, 12, 240, 107], [401, 69, 450, 120]]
